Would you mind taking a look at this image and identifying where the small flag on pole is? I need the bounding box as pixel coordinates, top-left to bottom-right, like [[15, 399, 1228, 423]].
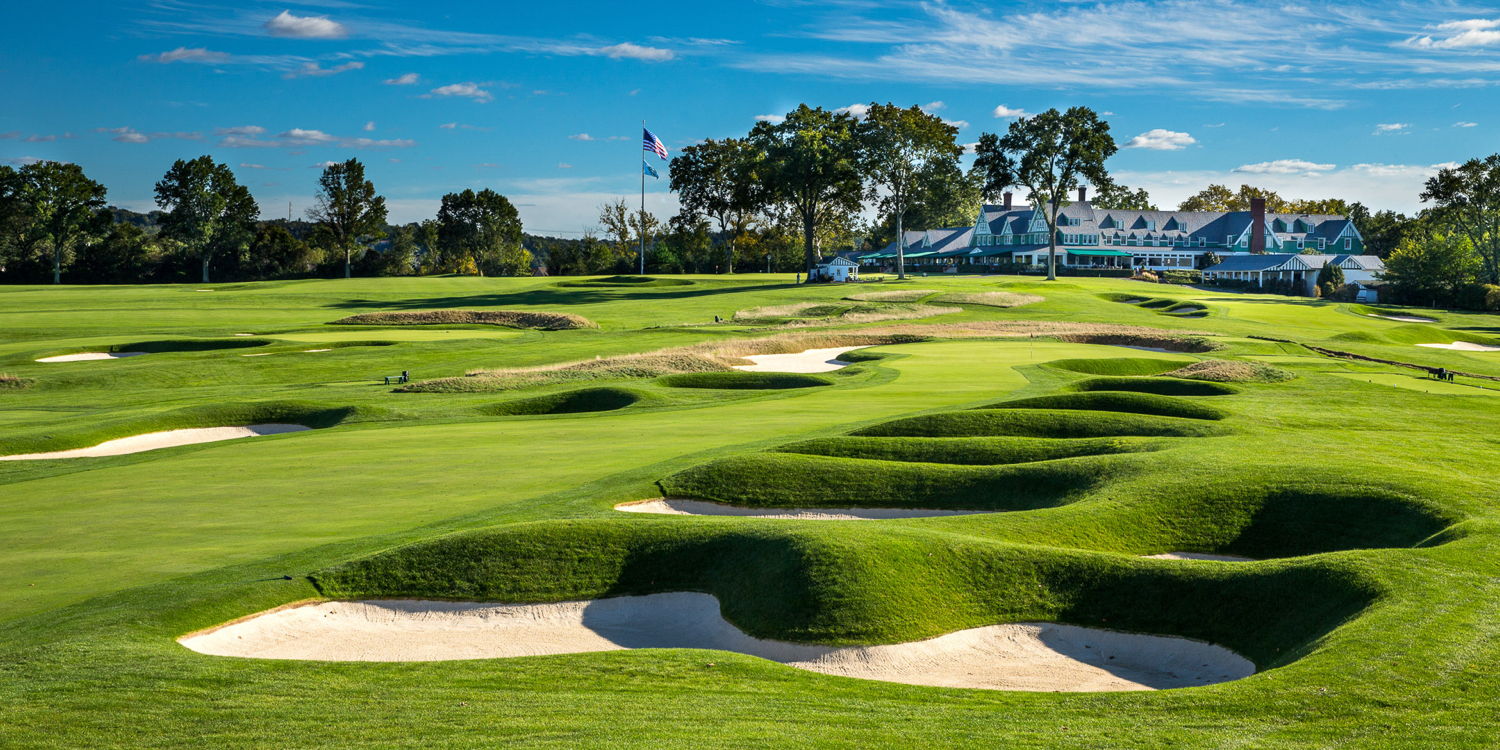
[[643, 160, 659, 179], [643, 127, 668, 160]]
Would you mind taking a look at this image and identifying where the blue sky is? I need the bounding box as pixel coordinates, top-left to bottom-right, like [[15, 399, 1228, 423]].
[[3, 1, 1499, 234]]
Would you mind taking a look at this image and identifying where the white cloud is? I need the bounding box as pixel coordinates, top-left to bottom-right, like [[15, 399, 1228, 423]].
[[3, 157, 47, 166], [385, 73, 420, 85], [340, 137, 417, 149], [1123, 129, 1196, 150], [239, 163, 272, 169], [0, 131, 19, 139], [1204, 122, 1226, 128], [282, 61, 363, 79], [1115, 162, 1458, 214], [596, 42, 673, 62], [1455, 121, 1478, 127], [280, 128, 339, 145], [138, 47, 230, 64], [364, 121, 376, 131], [834, 102, 870, 119], [558, 162, 573, 169], [439, 123, 457, 129], [263, 10, 348, 40], [215, 125, 267, 136], [992, 105, 1028, 118], [754, 114, 785, 124], [961, 142, 979, 154], [1406, 19, 1500, 49], [568, 133, 595, 141], [216, 127, 415, 150], [1374, 122, 1410, 134], [96, 127, 201, 143], [942, 118, 969, 129], [423, 82, 493, 102], [1233, 159, 1337, 174], [922, 100, 945, 111], [310, 161, 338, 169], [1100, 111, 1114, 116]]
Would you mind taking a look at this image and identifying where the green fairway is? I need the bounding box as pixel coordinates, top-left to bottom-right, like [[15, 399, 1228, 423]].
[[5, 274, 1500, 748]]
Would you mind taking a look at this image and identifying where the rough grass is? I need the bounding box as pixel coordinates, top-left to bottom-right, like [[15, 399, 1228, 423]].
[[1045, 357, 1194, 376], [554, 275, 693, 288], [1066, 376, 1238, 397], [933, 291, 1044, 308], [773, 435, 1164, 466], [658, 452, 1124, 511], [779, 303, 961, 327], [401, 352, 734, 393], [0, 374, 30, 390], [852, 409, 1231, 439], [977, 391, 1229, 421], [845, 289, 936, 303], [659, 372, 833, 390], [733, 302, 824, 320], [331, 309, 597, 330], [477, 387, 644, 416], [1169, 359, 1298, 383]]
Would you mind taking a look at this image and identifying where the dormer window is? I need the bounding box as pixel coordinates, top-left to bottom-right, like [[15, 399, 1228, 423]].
[[1146, 220, 1156, 231]]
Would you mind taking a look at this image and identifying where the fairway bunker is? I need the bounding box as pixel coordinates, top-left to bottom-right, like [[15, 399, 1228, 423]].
[[1145, 552, 1255, 562], [1368, 314, 1437, 323], [732, 346, 867, 373], [1418, 342, 1500, 352], [0, 424, 310, 460], [36, 352, 148, 363], [615, 498, 989, 520], [179, 593, 1253, 691]]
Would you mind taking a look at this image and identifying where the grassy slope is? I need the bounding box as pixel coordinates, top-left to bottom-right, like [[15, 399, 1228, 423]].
[[3, 275, 1500, 748]]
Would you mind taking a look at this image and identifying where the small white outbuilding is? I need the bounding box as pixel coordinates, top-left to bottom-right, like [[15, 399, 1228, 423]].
[[810, 256, 859, 282]]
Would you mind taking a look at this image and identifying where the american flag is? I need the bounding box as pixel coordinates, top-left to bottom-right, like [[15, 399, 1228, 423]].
[[643, 127, 668, 160]]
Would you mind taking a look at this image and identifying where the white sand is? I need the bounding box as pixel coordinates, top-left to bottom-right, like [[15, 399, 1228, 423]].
[[1145, 552, 1255, 562], [733, 346, 866, 373], [35, 352, 147, 363], [616, 498, 988, 521], [179, 593, 1253, 691], [234, 333, 256, 337], [1368, 313, 1436, 323], [303, 349, 333, 353], [1418, 342, 1500, 352], [0, 424, 310, 460], [242, 353, 273, 357]]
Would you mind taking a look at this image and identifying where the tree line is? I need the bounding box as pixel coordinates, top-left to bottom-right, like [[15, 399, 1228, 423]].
[[0, 156, 530, 284]]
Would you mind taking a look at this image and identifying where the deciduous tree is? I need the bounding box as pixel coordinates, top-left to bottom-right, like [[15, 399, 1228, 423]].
[[972, 107, 1116, 280], [749, 105, 864, 275], [436, 188, 529, 276], [307, 159, 388, 279], [1092, 176, 1157, 210], [670, 138, 760, 274], [1421, 155, 1500, 285], [8, 161, 109, 284], [154, 156, 258, 284], [857, 102, 962, 279]]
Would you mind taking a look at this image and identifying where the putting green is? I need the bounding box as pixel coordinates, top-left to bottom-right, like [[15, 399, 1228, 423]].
[[1327, 372, 1500, 396]]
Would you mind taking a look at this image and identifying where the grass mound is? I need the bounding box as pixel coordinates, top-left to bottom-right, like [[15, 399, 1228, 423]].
[[933, 291, 1043, 308], [1168, 360, 1297, 383], [853, 409, 1229, 439], [845, 289, 935, 303], [38, 339, 274, 360], [478, 387, 645, 416], [331, 309, 596, 330], [1330, 331, 1386, 344], [659, 452, 1120, 511], [1220, 487, 1458, 559], [659, 372, 833, 390], [1067, 377, 1237, 397], [312, 517, 1381, 665], [1382, 324, 1500, 347], [773, 435, 1161, 466], [403, 352, 732, 393], [736, 302, 962, 327], [0, 374, 30, 390], [1097, 292, 1146, 303], [978, 391, 1228, 421], [1046, 357, 1193, 376], [1053, 332, 1222, 353], [0, 401, 379, 457], [554, 275, 694, 288]]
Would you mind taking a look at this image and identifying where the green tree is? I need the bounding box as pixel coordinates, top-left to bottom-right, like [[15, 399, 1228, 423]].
[[670, 138, 760, 274], [1381, 229, 1480, 306], [1420, 155, 1500, 285], [866, 164, 983, 251], [10, 161, 109, 284], [375, 224, 417, 276], [972, 106, 1116, 280], [73, 221, 154, 283], [154, 156, 258, 284], [598, 199, 660, 273], [1316, 260, 1345, 292], [1092, 176, 1157, 210], [436, 188, 529, 276], [857, 102, 962, 279], [1347, 203, 1421, 259], [307, 159, 388, 279], [749, 105, 864, 275], [245, 225, 313, 279]]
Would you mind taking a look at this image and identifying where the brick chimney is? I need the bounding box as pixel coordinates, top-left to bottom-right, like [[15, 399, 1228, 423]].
[[1078, 186, 1087, 202], [1249, 197, 1266, 254], [1003, 192, 1013, 211]]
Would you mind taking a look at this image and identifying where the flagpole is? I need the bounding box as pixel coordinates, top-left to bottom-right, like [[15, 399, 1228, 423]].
[[640, 120, 646, 276]]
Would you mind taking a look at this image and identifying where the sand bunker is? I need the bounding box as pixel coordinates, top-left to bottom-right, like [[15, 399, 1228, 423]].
[[1368, 314, 1436, 323], [733, 347, 865, 373], [1418, 342, 1500, 352], [36, 352, 147, 363], [303, 349, 333, 353], [179, 593, 1253, 691], [1145, 552, 1254, 562], [0, 424, 310, 460], [616, 498, 987, 520]]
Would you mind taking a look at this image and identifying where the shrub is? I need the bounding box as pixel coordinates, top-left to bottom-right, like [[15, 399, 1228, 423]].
[[0, 374, 30, 390], [1167, 360, 1296, 383]]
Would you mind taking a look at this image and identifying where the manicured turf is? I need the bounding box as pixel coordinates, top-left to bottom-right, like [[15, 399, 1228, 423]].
[[4, 274, 1500, 748]]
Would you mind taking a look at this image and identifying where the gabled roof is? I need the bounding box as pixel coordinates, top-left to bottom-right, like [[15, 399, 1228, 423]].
[[815, 256, 858, 267], [1204, 253, 1313, 272], [1332, 254, 1384, 271]]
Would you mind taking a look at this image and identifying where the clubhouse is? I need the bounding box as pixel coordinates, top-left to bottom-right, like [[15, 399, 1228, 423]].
[[862, 191, 1366, 275]]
